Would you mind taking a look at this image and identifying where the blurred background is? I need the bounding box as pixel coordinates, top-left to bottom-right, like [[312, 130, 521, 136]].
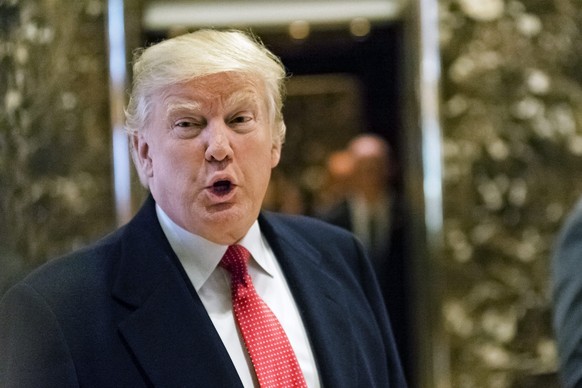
[[2, 0, 582, 387]]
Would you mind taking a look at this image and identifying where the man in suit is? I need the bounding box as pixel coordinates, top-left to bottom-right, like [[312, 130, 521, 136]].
[[552, 197, 582, 387], [0, 30, 406, 387], [320, 134, 412, 381]]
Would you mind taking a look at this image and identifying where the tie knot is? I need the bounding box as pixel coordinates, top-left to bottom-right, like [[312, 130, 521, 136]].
[[220, 244, 251, 278]]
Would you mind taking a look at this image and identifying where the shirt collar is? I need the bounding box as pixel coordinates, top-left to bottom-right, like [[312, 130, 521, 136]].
[[155, 204, 275, 291]]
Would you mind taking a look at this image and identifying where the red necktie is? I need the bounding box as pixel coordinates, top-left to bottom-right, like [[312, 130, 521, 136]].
[[220, 244, 308, 388]]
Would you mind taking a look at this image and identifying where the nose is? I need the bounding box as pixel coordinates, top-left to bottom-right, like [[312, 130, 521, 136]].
[[204, 120, 233, 162]]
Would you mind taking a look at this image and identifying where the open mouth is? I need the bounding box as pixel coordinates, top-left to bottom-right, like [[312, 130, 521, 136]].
[[211, 180, 233, 196]]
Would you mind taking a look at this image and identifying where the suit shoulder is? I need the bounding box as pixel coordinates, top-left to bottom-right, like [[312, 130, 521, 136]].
[[13, 227, 125, 298], [556, 199, 582, 243], [260, 211, 356, 242]]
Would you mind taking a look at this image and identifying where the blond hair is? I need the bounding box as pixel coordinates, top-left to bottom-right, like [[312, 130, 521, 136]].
[[125, 29, 287, 146]]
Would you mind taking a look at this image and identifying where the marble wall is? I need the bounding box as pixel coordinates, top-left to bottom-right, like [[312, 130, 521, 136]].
[[0, 0, 114, 293], [439, 0, 582, 386]]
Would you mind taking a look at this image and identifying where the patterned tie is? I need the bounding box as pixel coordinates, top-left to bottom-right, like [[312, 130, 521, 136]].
[[220, 245, 308, 388]]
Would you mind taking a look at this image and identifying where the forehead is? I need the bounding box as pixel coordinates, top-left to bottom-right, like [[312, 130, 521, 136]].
[[156, 72, 265, 110]]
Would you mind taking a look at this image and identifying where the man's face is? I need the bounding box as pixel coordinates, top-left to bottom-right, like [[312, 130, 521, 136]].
[[134, 72, 281, 244], [350, 138, 389, 197]]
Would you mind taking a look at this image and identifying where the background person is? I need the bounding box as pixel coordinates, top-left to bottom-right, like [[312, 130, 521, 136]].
[[552, 197, 582, 388], [319, 133, 412, 380]]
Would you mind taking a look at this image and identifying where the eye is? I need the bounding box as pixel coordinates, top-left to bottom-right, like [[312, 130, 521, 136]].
[[230, 114, 252, 124], [175, 119, 198, 128], [232, 116, 251, 123], [230, 116, 251, 124], [172, 118, 204, 137]]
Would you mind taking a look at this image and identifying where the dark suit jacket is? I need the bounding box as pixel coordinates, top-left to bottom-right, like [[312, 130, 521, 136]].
[[0, 195, 406, 387], [553, 197, 582, 388]]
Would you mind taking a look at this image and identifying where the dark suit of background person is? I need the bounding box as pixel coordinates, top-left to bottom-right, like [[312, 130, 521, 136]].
[[320, 134, 412, 380], [0, 30, 406, 387], [552, 197, 582, 388]]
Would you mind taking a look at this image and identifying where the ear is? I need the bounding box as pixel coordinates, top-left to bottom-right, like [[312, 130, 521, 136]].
[[271, 141, 281, 168], [131, 131, 153, 186]]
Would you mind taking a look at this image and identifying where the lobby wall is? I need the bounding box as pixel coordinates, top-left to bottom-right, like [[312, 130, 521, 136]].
[[438, 0, 582, 386], [0, 0, 115, 293]]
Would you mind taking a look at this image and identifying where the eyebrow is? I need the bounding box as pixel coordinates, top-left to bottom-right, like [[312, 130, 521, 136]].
[[165, 101, 202, 117], [163, 88, 261, 118], [224, 89, 260, 111]]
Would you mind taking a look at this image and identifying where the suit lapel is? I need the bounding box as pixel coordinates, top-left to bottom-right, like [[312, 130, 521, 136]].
[[111, 197, 242, 387], [259, 213, 357, 387], [109, 198, 359, 386]]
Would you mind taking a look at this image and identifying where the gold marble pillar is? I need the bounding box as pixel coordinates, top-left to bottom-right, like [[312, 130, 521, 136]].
[[0, 0, 115, 292], [436, 0, 582, 386]]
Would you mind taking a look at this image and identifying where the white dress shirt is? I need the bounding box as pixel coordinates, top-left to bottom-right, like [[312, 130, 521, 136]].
[[156, 205, 321, 388]]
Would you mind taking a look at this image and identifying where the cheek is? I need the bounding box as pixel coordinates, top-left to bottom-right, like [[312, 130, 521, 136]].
[[153, 142, 196, 179], [241, 147, 273, 186]]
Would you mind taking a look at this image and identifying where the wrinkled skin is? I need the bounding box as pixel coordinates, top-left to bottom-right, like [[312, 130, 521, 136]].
[[133, 72, 281, 244]]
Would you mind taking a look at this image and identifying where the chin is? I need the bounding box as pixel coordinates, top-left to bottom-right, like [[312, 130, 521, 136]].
[[200, 207, 254, 239], [204, 223, 248, 245]]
